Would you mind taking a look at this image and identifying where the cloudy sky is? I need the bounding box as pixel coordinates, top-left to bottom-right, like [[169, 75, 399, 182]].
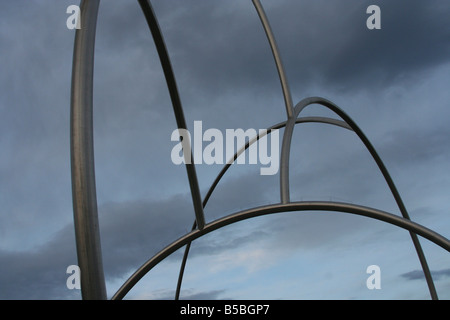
[[1, 0, 449, 300]]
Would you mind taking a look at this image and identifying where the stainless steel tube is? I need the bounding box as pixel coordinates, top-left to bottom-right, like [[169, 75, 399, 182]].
[[70, 0, 107, 300]]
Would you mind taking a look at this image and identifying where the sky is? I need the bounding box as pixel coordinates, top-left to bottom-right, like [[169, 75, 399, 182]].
[[0, 0, 449, 300]]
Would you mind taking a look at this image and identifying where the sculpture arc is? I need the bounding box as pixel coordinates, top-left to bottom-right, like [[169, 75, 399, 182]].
[[138, 0, 205, 230], [280, 97, 326, 204], [112, 201, 450, 300], [252, 0, 294, 118], [69, 0, 446, 301], [70, 0, 106, 300], [279, 96, 437, 298]]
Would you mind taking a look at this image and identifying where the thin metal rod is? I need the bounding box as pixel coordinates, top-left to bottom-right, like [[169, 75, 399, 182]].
[[175, 116, 351, 299], [70, 0, 107, 300], [113, 201, 450, 300], [253, 0, 294, 119], [175, 220, 196, 300], [283, 96, 438, 299], [138, 0, 205, 230]]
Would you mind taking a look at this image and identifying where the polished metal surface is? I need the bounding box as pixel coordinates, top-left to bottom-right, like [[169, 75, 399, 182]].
[[70, 0, 106, 300]]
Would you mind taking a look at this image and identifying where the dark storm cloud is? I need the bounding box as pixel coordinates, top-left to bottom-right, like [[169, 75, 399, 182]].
[[89, 0, 450, 142], [283, 0, 450, 91], [143, 0, 450, 96], [0, 171, 275, 299], [0, 227, 79, 300], [0, 194, 193, 299], [282, 0, 450, 92]]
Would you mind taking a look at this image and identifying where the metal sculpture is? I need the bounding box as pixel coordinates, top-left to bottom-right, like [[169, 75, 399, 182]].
[[70, 0, 450, 300]]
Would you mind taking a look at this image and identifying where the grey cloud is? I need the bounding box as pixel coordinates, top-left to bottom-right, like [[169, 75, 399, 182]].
[[311, 1, 450, 91], [262, 0, 450, 93], [97, 169, 280, 279], [0, 193, 193, 299], [136, 288, 228, 300], [401, 268, 450, 281], [0, 227, 79, 300], [98, 195, 195, 280], [188, 230, 269, 257], [0, 171, 277, 299], [378, 125, 450, 168], [0, 1, 79, 249], [144, 0, 450, 97]]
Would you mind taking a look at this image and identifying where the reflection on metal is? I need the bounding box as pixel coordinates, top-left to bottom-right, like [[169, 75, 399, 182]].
[[70, 0, 106, 300], [70, 0, 449, 300]]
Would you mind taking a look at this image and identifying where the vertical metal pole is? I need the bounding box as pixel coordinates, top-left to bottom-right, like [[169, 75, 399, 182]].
[[70, 0, 107, 300]]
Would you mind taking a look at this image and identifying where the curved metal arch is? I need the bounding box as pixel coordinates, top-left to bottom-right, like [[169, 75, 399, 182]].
[[252, 0, 294, 119], [278, 96, 437, 299], [112, 201, 450, 300], [70, 0, 106, 300], [138, 0, 205, 230], [71, 0, 210, 300], [280, 98, 330, 203]]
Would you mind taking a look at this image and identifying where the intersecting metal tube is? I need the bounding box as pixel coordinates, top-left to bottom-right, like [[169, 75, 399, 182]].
[[70, 0, 106, 300], [205, 117, 350, 209], [175, 117, 351, 299], [279, 99, 311, 204], [113, 201, 450, 300]]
